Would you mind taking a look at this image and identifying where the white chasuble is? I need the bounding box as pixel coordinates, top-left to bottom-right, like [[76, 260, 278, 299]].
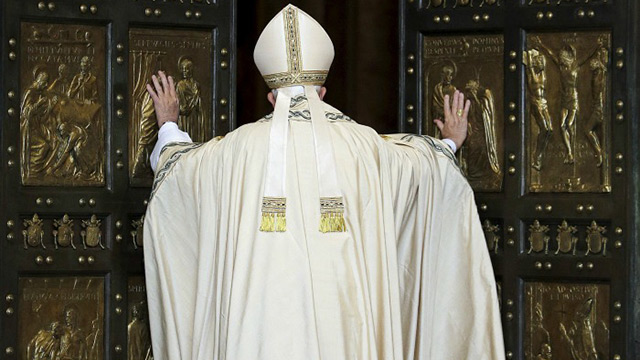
[[144, 96, 505, 360]]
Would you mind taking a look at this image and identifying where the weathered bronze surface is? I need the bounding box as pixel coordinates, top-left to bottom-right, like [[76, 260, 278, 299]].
[[585, 221, 607, 256], [555, 220, 578, 255], [423, 34, 504, 192], [425, 0, 500, 8], [129, 28, 213, 186], [128, 276, 152, 360], [528, 0, 607, 5], [81, 215, 105, 250], [482, 219, 500, 254], [528, 220, 551, 254], [53, 214, 77, 249], [527, 219, 609, 256], [525, 282, 609, 360], [131, 215, 145, 250], [19, 277, 104, 360], [139, 0, 213, 4], [20, 23, 106, 186], [525, 31, 611, 193], [23, 213, 46, 249]]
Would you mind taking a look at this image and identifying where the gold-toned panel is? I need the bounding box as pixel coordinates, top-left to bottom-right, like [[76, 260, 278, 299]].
[[129, 28, 213, 186], [424, 0, 501, 8], [128, 276, 152, 360], [526, 219, 609, 256], [525, 31, 611, 192], [131, 215, 145, 250], [482, 219, 501, 254], [21, 213, 106, 251], [20, 23, 106, 186], [527, 0, 607, 5], [18, 277, 104, 359], [525, 282, 609, 360], [423, 34, 504, 191]]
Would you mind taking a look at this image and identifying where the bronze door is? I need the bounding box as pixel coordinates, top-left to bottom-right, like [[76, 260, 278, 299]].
[[400, 1, 639, 359], [0, 0, 235, 358]]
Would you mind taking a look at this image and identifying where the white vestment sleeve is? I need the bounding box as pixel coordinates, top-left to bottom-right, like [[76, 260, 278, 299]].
[[150, 122, 193, 172], [442, 138, 457, 153]]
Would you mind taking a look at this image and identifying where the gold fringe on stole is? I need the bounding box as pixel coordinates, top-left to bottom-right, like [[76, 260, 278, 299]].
[[319, 197, 346, 233], [260, 197, 287, 232]]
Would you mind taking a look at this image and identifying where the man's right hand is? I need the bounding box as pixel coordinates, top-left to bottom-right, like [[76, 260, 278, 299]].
[[146, 71, 179, 128]]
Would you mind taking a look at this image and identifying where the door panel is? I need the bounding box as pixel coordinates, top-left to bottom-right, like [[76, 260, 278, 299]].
[[400, 1, 637, 359], [1, 0, 236, 358]]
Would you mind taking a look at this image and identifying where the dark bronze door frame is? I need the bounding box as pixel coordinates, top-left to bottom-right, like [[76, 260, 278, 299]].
[[0, 0, 235, 358], [400, 1, 639, 359]]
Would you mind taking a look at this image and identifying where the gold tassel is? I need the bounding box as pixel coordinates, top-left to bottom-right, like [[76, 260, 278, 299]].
[[319, 197, 346, 233], [276, 212, 287, 232], [260, 197, 287, 232]]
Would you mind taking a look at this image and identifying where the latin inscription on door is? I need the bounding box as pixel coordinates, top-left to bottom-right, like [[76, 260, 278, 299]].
[[525, 282, 609, 360]]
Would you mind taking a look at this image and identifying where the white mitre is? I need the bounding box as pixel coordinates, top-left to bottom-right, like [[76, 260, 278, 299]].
[[254, 4, 334, 89], [254, 5, 345, 234]]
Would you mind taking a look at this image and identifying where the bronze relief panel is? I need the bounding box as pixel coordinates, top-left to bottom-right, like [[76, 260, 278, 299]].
[[129, 28, 213, 186], [526, 0, 608, 5], [128, 276, 152, 360], [422, 34, 504, 192], [525, 219, 609, 256], [525, 31, 611, 193], [482, 218, 502, 254], [21, 213, 107, 251], [525, 282, 609, 360], [18, 277, 105, 360], [130, 215, 145, 250], [423, 0, 501, 8], [20, 23, 106, 186]]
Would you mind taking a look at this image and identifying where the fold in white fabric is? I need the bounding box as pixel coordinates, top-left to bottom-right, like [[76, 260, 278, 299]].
[[144, 97, 505, 360], [263, 91, 291, 198]]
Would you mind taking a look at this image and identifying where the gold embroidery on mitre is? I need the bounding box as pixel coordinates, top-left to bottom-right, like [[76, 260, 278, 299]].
[[260, 197, 287, 232], [263, 70, 328, 89], [319, 197, 346, 233], [262, 6, 328, 89]]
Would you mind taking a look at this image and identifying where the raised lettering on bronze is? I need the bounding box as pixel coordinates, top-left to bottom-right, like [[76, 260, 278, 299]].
[[20, 23, 106, 186], [525, 282, 609, 360], [525, 31, 611, 193], [425, 0, 500, 8], [129, 28, 213, 186], [423, 34, 504, 192], [19, 277, 104, 360]]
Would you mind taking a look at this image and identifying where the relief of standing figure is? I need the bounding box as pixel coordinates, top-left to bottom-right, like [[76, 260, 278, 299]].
[[57, 305, 88, 360], [26, 321, 64, 360], [559, 298, 603, 360], [128, 303, 151, 360], [460, 76, 501, 189], [585, 41, 608, 168], [176, 57, 208, 142], [21, 67, 56, 177], [431, 62, 458, 128], [524, 49, 553, 171], [48, 63, 71, 98], [68, 56, 98, 104]]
